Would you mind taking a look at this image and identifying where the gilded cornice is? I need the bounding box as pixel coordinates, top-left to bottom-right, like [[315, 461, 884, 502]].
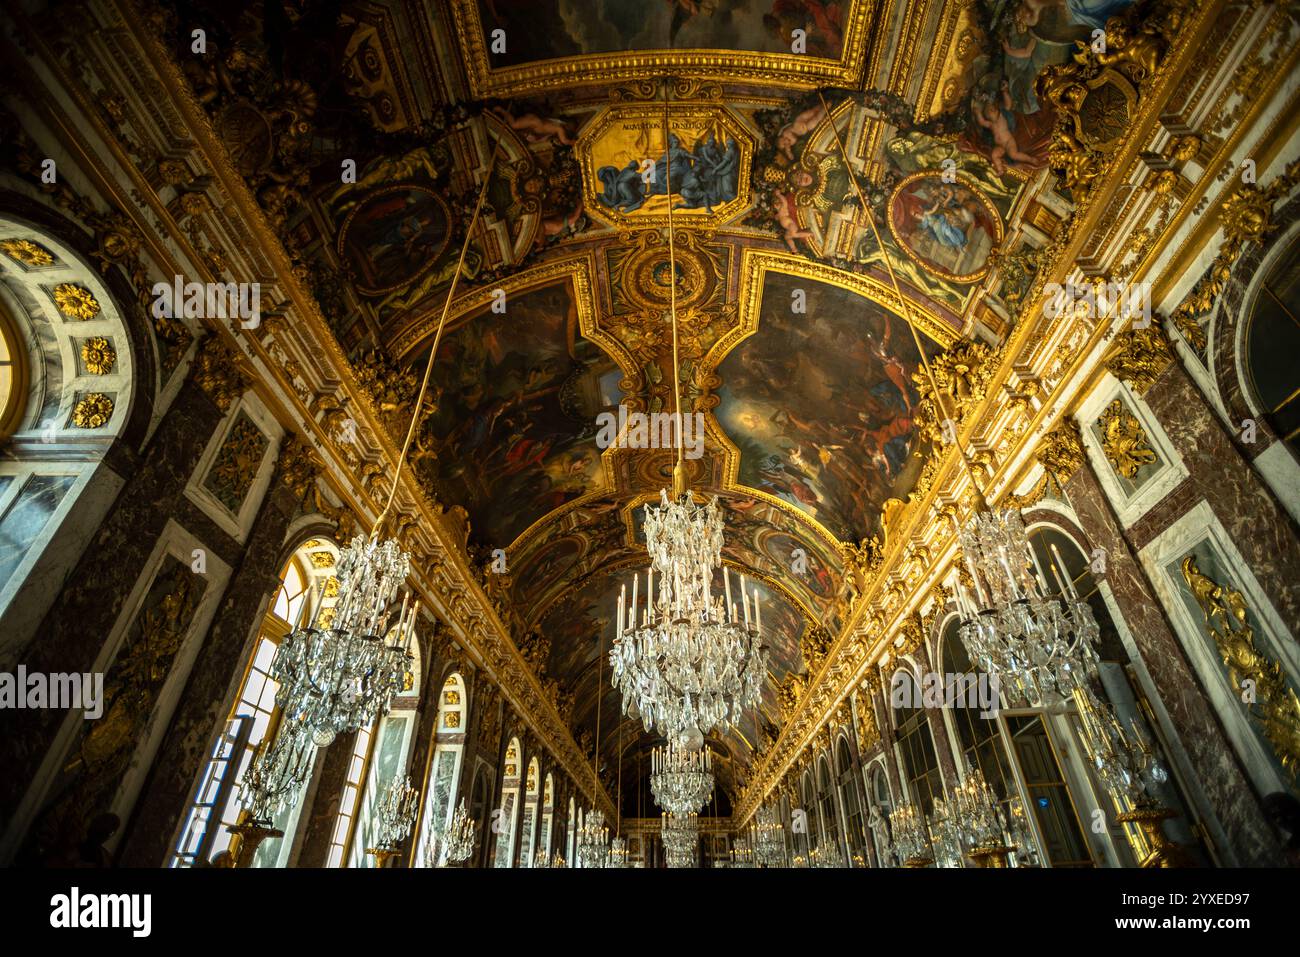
[[1, 0, 614, 819]]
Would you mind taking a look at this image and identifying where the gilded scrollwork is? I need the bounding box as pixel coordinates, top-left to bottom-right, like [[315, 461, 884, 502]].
[[1104, 324, 1174, 395], [1181, 555, 1300, 779]]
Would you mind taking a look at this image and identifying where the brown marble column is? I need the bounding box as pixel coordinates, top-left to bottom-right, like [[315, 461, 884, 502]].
[[0, 344, 246, 827], [294, 728, 359, 868], [1136, 357, 1300, 632], [1062, 456, 1281, 865], [114, 440, 318, 866]]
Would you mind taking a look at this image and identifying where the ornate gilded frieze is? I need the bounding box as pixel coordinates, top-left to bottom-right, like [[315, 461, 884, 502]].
[[1038, 0, 1186, 203], [911, 338, 998, 446]]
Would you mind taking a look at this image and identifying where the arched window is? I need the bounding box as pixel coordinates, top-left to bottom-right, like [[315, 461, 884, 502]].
[[816, 755, 841, 858], [170, 538, 341, 867], [541, 773, 555, 861], [1242, 232, 1300, 454], [519, 757, 541, 866], [416, 672, 468, 866], [344, 627, 422, 869], [0, 222, 141, 650], [566, 795, 577, 865], [836, 738, 867, 866], [892, 670, 943, 815], [491, 738, 522, 867]]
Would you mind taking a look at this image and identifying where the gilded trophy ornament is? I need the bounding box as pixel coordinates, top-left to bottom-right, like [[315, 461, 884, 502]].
[[1035, 418, 1087, 486], [1097, 399, 1157, 479], [1104, 325, 1174, 395], [1181, 555, 1300, 779], [189, 340, 248, 412]]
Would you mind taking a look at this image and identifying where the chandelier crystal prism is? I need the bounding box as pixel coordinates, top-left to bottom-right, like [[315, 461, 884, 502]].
[[954, 507, 1101, 709], [650, 740, 715, 814]]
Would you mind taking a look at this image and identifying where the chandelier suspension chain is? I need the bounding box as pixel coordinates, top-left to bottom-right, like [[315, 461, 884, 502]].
[[813, 90, 987, 505], [377, 141, 502, 530], [663, 78, 686, 495]]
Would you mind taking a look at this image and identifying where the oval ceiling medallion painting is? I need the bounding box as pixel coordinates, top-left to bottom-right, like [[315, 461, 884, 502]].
[[337, 184, 452, 295], [886, 171, 1004, 284]]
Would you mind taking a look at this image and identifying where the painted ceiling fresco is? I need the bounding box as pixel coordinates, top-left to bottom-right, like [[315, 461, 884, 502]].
[[715, 271, 935, 543], [470, 0, 852, 61], [156, 0, 1086, 796]]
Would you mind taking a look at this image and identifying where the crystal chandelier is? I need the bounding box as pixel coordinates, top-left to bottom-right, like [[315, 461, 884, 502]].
[[607, 836, 629, 868], [1073, 686, 1190, 865], [954, 508, 1101, 709], [808, 840, 846, 868], [272, 541, 416, 747], [610, 500, 769, 742], [374, 774, 419, 848], [754, 804, 786, 867], [366, 774, 418, 866], [577, 809, 610, 868], [887, 801, 934, 867], [607, 83, 768, 744], [1075, 686, 1168, 805], [238, 719, 315, 825], [269, 145, 500, 753], [730, 834, 755, 867], [931, 767, 1013, 867], [424, 798, 477, 867], [650, 740, 715, 814], [661, 810, 698, 868]]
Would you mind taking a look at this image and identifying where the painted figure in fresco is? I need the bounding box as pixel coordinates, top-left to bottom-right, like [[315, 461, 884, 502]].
[[969, 80, 1044, 175], [489, 104, 576, 146], [916, 183, 993, 249], [675, 134, 741, 212], [763, 0, 845, 58], [345, 189, 448, 289], [597, 161, 649, 212]]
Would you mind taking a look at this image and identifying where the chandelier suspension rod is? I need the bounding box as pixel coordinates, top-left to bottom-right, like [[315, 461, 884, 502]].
[[814, 90, 988, 507], [662, 78, 687, 498], [376, 140, 502, 532]]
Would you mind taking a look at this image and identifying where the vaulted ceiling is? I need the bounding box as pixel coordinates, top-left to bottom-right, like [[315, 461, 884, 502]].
[[156, 0, 1087, 802]]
